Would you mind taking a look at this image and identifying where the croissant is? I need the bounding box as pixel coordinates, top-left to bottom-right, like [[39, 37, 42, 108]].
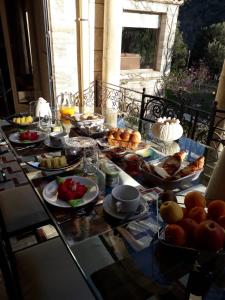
[[173, 156, 205, 179], [173, 150, 187, 162], [162, 151, 187, 176]]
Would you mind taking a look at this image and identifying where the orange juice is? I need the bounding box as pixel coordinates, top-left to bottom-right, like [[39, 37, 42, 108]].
[[60, 106, 76, 124]]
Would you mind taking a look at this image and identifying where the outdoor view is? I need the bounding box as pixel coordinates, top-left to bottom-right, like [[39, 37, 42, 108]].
[[121, 27, 158, 70], [163, 0, 225, 112]]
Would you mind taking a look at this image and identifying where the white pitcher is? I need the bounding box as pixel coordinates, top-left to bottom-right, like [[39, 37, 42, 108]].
[[35, 97, 52, 118]]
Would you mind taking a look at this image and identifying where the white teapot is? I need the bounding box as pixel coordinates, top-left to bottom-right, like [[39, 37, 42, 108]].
[[35, 97, 52, 118]]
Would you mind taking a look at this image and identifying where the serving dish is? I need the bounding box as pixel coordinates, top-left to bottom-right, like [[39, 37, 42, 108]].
[[25, 151, 82, 172], [76, 124, 109, 139], [140, 156, 203, 190], [73, 113, 104, 127], [7, 113, 38, 127], [9, 130, 47, 144], [42, 175, 99, 208]]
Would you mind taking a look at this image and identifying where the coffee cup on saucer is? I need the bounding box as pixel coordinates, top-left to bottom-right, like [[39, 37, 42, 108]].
[[111, 185, 140, 213], [49, 132, 68, 147]]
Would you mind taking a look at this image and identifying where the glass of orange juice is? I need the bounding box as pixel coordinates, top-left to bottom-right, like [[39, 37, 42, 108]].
[[59, 106, 76, 125]]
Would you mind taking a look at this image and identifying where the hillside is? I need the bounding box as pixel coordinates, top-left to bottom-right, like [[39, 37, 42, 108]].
[[179, 0, 225, 49]]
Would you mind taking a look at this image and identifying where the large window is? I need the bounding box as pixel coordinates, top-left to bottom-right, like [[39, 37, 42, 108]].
[[121, 27, 158, 69], [121, 11, 160, 70]]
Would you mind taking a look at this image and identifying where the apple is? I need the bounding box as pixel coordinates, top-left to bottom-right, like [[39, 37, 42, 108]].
[[195, 220, 225, 252], [160, 190, 177, 203], [165, 224, 186, 246], [160, 201, 183, 224], [217, 215, 225, 230], [188, 207, 207, 223], [182, 207, 188, 218], [207, 200, 225, 221], [179, 218, 198, 247], [184, 191, 206, 211]]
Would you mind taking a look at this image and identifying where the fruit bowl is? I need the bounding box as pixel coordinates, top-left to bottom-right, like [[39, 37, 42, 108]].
[[156, 195, 225, 256], [157, 225, 225, 268]]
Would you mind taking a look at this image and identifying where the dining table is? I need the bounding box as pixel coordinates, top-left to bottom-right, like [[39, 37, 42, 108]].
[[0, 118, 224, 300]]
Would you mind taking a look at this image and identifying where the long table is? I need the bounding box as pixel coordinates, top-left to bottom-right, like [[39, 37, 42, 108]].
[[0, 123, 224, 300]]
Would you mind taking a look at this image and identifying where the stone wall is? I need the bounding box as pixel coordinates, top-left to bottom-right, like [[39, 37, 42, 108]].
[[48, 0, 78, 96], [49, 0, 180, 98], [120, 0, 180, 95]]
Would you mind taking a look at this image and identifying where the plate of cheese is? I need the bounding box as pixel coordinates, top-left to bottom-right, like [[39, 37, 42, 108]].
[[25, 151, 82, 171]]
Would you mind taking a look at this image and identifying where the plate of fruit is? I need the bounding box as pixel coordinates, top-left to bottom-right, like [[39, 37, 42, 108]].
[[8, 114, 38, 127], [42, 176, 99, 208], [158, 190, 225, 254], [9, 130, 47, 144]]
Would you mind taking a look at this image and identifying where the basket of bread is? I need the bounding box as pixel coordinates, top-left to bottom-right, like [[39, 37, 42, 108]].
[[140, 150, 204, 190], [107, 128, 142, 150]]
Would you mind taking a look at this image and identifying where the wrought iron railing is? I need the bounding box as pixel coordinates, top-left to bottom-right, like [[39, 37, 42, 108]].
[[56, 80, 225, 150]]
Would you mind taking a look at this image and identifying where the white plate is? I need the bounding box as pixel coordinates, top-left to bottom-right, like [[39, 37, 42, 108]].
[[26, 152, 82, 172], [42, 175, 99, 208], [103, 194, 148, 220], [9, 130, 47, 144]]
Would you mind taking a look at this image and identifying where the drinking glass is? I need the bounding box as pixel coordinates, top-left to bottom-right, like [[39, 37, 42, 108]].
[[38, 113, 52, 134], [83, 144, 99, 175]]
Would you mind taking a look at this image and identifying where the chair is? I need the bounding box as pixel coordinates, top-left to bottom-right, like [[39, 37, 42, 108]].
[[139, 88, 215, 144], [206, 106, 225, 150]]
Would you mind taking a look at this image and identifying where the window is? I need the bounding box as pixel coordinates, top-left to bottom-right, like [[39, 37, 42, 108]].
[[121, 12, 160, 70], [121, 27, 158, 69]]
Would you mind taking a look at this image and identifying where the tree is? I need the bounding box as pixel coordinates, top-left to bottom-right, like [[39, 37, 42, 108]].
[[171, 25, 188, 72], [191, 22, 225, 76]]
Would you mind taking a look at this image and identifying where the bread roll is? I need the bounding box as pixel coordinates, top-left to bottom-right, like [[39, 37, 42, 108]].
[[107, 127, 141, 150], [130, 131, 141, 143], [121, 141, 129, 148], [113, 130, 122, 140], [120, 131, 130, 142], [129, 142, 139, 150]]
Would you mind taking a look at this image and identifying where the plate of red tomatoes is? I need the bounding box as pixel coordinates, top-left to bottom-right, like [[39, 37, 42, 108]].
[[42, 175, 99, 208], [8, 130, 47, 144]]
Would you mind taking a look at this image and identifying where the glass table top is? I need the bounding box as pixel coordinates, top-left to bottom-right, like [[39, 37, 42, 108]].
[[1, 123, 223, 300]]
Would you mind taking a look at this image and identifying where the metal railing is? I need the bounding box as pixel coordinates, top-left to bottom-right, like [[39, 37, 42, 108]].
[[56, 80, 225, 150]]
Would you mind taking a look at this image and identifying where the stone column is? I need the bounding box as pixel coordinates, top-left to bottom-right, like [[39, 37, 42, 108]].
[[102, 0, 123, 126], [215, 60, 225, 110], [213, 60, 225, 154]]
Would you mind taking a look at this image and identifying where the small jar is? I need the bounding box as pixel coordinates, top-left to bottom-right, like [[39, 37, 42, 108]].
[[100, 160, 119, 188]]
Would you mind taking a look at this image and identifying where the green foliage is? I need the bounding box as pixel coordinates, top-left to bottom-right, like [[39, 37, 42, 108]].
[[191, 22, 225, 76], [171, 25, 188, 71], [121, 27, 158, 68], [162, 64, 216, 111], [179, 0, 225, 49]]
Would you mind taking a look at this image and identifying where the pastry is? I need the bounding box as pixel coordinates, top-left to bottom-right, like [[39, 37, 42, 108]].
[[174, 156, 205, 179], [107, 128, 141, 150], [130, 131, 141, 143]]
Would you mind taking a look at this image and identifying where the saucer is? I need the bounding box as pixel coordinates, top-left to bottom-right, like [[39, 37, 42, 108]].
[[103, 194, 148, 220]]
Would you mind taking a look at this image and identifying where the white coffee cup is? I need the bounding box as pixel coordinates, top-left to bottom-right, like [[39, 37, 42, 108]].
[[111, 185, 140, 213]]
